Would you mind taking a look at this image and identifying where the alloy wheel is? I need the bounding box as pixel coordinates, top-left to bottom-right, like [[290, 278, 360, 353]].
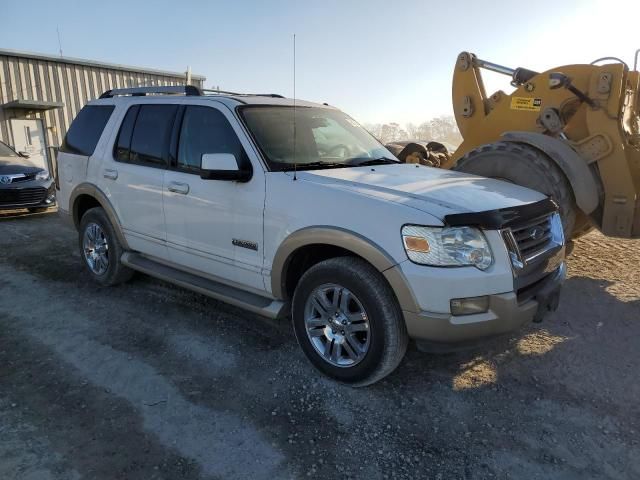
[[82, 222, 109, 275], [304, 283, 370, 367]]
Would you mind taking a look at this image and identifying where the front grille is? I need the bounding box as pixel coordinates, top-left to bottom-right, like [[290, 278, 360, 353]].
[[0, 187, 47, 206], [510, 214, 553, 259], [502, 212, 563, 271]]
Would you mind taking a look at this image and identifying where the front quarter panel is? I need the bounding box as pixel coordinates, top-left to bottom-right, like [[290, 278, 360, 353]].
[[263, 172, 444, 296]]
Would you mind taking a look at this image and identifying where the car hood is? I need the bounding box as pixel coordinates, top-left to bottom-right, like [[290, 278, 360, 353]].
[[0, 156, 43, 175], [298, 164, 547, 220]]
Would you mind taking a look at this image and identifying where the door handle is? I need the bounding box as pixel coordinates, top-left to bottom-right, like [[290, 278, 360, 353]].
[[167, 181, 190, 195], [103, 168, 118, 180]]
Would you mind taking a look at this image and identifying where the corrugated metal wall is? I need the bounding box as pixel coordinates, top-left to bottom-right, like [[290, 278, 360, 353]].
[[0, 53, 205, 150]]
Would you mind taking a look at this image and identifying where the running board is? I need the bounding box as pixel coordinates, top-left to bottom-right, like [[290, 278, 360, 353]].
[[121, 252, 288, 319]]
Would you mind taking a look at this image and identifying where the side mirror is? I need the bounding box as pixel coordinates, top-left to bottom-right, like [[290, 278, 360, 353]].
[[200, 153, 252, 182], [18, 151, 30, 158]]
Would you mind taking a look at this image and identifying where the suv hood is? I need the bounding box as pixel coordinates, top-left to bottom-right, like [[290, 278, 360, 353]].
[[298, 164, 547, 221]]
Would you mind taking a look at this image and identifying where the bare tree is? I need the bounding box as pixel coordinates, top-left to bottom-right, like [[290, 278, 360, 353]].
[[365, 115, 461, 149]]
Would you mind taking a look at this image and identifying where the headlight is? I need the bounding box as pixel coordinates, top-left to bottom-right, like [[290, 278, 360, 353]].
[[402, 225, 493, 270], [35, 170, 50, 181]]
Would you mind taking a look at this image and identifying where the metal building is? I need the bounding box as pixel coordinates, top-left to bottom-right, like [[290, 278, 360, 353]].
[[0, 48, 205, 170]]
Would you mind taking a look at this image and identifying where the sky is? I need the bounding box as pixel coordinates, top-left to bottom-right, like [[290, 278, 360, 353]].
[[1, 0, 639, 125]]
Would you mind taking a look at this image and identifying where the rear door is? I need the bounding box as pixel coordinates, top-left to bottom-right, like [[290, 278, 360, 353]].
[[98, 103, 177, 260], [163, 103, 266, 290]]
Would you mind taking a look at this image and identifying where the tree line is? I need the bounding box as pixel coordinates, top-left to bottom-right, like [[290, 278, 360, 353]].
[[364, 115, 462, 149]]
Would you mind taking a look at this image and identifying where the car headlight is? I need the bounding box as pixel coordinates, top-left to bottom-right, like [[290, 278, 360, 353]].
[[35, 170, 50, 181], [402, 225, 493, 270]]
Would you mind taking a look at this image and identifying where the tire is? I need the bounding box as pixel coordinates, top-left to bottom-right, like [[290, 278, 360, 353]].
[[78, 207, 133, 286], [454, 141, 582, 240], [291, 256, 408, 387]]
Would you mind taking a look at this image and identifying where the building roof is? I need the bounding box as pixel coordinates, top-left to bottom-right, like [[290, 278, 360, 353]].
[[0, 48, 206, 81], [2, 99, 64, 111]]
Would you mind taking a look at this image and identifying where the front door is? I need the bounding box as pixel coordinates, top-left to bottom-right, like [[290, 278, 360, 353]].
[[10, 119, 48, 171], [163, 103, 265, 290]]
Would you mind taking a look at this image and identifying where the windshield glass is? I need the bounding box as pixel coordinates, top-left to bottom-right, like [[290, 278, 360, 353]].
[[0, 141, 18, 157], [240, 106, 397, 170]]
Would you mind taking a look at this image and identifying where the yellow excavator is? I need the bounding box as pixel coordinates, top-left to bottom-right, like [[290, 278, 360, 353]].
[[390, 51, 640, 241]]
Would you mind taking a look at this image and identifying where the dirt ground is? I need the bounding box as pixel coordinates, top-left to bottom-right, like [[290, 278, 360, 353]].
[[0, 209, 638, 480]]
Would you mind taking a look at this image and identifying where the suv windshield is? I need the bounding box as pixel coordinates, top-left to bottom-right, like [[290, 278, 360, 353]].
[[240, 106, 398, 171], [0, 141, 18, 157]]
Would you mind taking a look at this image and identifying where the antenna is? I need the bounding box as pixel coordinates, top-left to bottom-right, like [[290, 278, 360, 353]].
[[293, 33, 297, 181], [56, 26, 63, 57]]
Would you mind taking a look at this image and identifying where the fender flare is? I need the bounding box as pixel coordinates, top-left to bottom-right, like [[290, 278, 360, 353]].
[[69, 183, 130, 249], [501, 132, 600, 214], [270, 226, 419, 313]]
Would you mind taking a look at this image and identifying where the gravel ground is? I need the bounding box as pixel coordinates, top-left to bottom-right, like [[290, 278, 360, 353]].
[[0, 209, 638, 480]]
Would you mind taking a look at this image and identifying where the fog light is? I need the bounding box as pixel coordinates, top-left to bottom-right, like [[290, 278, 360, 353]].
[[450, 296, 490, 316]]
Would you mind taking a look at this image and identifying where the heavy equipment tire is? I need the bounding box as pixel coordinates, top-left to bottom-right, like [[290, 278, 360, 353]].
[[455, 141, 579, 240], [571, 210, 594, 239], [79, 207, 134, 286], [291, 256, 408, 387]]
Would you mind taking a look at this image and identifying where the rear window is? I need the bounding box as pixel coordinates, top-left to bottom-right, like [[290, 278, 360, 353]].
[[114, 104, 177, 167], [61, 105, 114, 156]]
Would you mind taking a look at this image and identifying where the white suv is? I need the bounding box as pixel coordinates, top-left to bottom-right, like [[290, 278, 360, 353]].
[[57, 86, 565, 386]]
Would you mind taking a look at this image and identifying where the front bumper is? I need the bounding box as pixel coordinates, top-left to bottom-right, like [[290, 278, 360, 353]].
[[0, 179, 56, 210], [402, 262, 565, 349]]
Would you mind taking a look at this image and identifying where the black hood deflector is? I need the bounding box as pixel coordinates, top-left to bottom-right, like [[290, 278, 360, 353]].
[[444, 197, 558, 230]]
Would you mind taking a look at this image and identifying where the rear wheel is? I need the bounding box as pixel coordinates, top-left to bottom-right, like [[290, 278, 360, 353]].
[[292, 257, 408, 387], [78, 207, 134, 286], [454, 141, 591, 240]]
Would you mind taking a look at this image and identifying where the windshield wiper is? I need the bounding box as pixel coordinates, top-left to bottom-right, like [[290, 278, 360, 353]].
[[350, 157, 400, 167], [280, 161, 349, 171]]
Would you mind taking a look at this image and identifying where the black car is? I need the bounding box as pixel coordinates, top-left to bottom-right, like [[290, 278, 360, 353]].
[[0, 140, 56, 212]]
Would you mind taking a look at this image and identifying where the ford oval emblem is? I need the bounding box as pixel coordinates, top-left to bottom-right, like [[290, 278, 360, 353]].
[[529, 226, 545, 240], [0, 175, 11, 185]]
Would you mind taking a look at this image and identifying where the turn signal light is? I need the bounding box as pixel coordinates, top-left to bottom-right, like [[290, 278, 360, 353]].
[[403, 236, 430, 253]]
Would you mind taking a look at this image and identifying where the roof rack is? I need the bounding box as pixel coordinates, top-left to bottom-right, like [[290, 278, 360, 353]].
[[99, 85, 285, 99], [99, 85, 202, 98], [200, 88, 285, 98]]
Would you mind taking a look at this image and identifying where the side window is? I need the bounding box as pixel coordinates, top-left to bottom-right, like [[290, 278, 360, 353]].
[[177, 106, 246, 171], [128, 104, 177, 166], [114, 105, 138, 162], [61, 105, 114, 156]]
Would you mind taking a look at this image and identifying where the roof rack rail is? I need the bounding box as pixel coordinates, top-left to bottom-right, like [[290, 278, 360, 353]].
[[99, 85, 202, 99], [200, 89, 285, 98], [98, 85, 286, 100], [200, 88, 243, 96]]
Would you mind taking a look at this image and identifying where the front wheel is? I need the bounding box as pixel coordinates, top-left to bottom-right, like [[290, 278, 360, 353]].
[[292, 257, 408, 387]]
